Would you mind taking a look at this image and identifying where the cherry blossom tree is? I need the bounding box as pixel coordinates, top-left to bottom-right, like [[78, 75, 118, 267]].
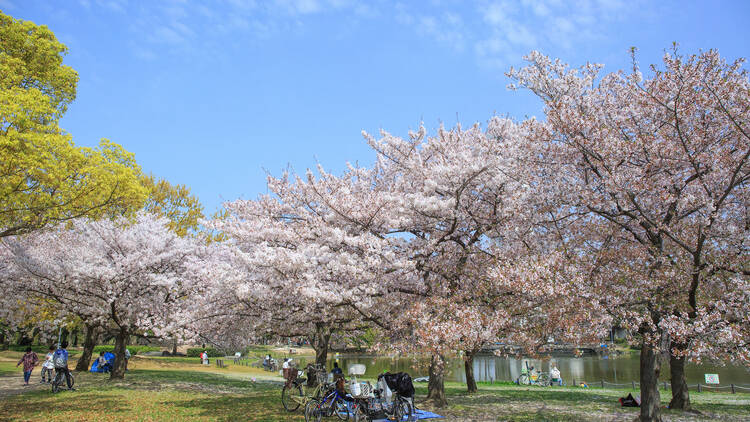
[[4, 212, 207, 378], [346, 118, 607, 403], [200, 170, 406, 367], [507, 48, 750, 421]]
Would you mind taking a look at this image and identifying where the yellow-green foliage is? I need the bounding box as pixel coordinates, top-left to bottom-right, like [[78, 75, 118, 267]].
[[141, 174, 204, 237], [0, 11, 147, 238]]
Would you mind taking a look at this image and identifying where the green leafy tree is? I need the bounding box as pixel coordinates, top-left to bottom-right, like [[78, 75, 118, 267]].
[[0, 11, 147, 238], [141, 174, 204, 237]]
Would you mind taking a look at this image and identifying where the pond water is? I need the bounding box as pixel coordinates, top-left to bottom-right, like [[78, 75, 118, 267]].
[[295, 353, 750, 387]]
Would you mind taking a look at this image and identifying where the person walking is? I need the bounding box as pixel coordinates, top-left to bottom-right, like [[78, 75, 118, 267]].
[[40, 345, 55, 383], [124, 348, 131, 371], [16, 347, 39, 385]]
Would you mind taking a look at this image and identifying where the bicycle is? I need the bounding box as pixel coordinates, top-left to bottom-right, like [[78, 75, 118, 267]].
[[282, 364, 329, 412], [51, 368, 75, 393], [308, 385, 350, 421], [351, 375, 413, 422], [516, 362, 550, 387]]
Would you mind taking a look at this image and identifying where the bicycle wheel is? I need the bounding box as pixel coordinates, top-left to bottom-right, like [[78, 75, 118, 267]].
[[517, 374, 530, 385], [394, 398, 413, 422], [352, 400, 370, 422], [282, 382, 303, 412], [334, 398, 349, 421], [315, 400, 327, 422], [536, 373, 550, 387], [305, 399, 320, 422], [51, 371, 62, 393]]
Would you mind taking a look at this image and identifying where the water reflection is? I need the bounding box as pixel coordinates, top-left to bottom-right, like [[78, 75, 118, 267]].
[[311, 353, 750, 386]]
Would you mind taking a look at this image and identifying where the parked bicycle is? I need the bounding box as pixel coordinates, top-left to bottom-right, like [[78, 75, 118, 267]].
[[306, 383, 350, 421], [351, 372, 413, 422], [282, 364, 330, 412], [516, 362, 550, 387]]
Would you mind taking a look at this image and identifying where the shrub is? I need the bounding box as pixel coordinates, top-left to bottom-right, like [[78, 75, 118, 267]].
[[93, 345, 161, 356], [6, 344, 52, 353], [187, 347, 224, 357]]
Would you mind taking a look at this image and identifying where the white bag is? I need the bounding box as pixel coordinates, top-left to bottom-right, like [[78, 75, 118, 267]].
[[350, 381, 361, 396], [377, 377, 393, 402]]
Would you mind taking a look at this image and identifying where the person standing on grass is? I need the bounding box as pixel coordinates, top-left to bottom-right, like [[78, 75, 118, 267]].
[[16, 347, 39, 385], [41, 345, 55, 383], [124, 348, 131, 371]]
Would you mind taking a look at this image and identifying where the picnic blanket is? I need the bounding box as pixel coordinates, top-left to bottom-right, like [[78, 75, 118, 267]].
[[372, 408, 444, 421]]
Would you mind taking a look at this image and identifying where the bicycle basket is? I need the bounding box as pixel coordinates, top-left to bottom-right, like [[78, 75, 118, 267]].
[[350, 382, 372, 399]]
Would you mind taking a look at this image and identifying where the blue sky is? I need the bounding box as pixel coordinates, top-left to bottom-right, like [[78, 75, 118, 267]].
[[5, 0, 750, 213]]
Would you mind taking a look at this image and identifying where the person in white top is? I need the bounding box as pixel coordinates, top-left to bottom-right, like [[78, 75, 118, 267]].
[[40, 345, 55, 383], [549, 365, 562, 386], [201, 351, 209, 365]]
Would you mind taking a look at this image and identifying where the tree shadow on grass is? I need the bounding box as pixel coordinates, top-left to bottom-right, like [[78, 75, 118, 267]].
[[128, 369, 277, 391], [0, 392, 129, 422], [170, 394, 304, 422]]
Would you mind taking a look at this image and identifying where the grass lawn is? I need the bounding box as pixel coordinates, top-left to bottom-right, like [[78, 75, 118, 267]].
[[1, 350, 748, 421]]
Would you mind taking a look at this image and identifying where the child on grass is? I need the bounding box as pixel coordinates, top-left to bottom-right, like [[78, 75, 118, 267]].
[[41, 345, 55, 383], [16, 347, 39, 385]]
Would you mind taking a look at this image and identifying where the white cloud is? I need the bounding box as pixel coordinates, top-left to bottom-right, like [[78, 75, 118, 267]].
[[274, 0, 322, 14], [76, 0, 648, 69], [467, 0, 648, 68], [394, 2, 414, 25], [95, 0, 127, 13], [131, 45, 158, 61]]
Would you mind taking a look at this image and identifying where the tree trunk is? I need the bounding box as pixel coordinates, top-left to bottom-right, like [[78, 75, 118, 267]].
[[668, 344, 690, 410], [74, 324, 99, 372], [639, 340, 662, 422], [172, 337, 178, 356], [72, 328, 79, 347], [16, 330, 32, 346], [110, 328, 129, 379], [464, 350, 478, 393], [427, 354, 447, 407], [310, 323, 331, 368]]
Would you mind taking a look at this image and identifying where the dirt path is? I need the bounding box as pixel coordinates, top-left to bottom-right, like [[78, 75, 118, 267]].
[[0, 372, 51, 399]]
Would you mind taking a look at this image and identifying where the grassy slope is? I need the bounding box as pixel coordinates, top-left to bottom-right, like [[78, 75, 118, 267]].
[[0, 351, 748, 422]]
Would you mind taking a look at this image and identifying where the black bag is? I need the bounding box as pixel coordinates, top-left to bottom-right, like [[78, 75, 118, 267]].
[[619, 393, 640, 407], [380, 372, 415, 398]]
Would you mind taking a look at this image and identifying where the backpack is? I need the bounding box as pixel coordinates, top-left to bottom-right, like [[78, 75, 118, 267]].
[[381, 372, 415, 398], [53, 350, 67, 369], [619, 393, 640, 407]]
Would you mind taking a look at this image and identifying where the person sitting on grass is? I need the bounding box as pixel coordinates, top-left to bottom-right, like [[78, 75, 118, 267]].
[[97, 351, 112, 373], [16, 347, 38, 386], [550, 365, 563, 386], [331, 361, 343, 378]]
